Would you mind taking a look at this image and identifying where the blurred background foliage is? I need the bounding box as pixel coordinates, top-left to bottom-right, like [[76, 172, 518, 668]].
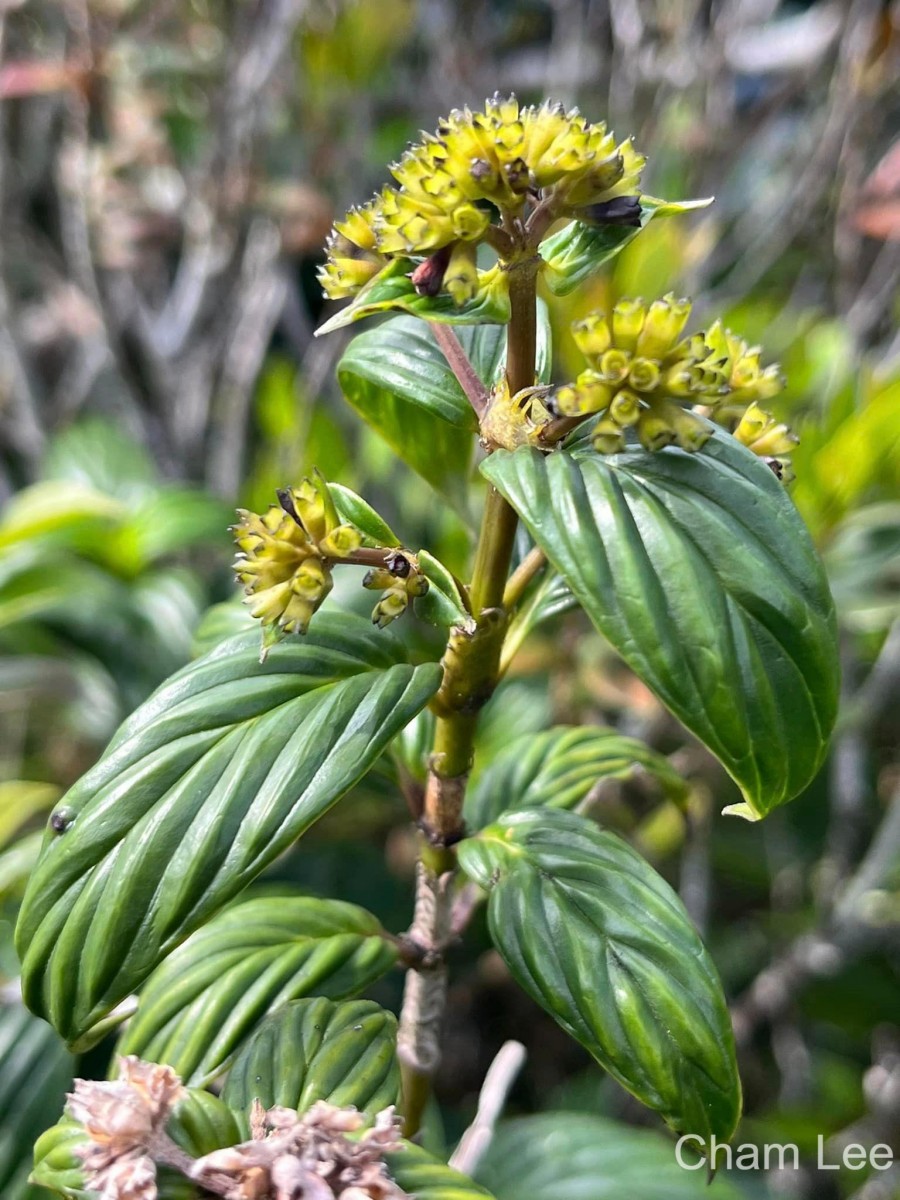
[[0, 1, 898, 1198]]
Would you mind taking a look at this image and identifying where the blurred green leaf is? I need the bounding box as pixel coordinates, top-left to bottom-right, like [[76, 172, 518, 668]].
[[0, 782, 59, 851], [475, 1113, 744, 1199], [540, 197, 712, 297], [0, 1002, 73, 1197]]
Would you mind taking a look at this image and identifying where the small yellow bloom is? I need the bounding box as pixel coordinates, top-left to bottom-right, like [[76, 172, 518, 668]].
[[233, 474, 363, 636], [552, 295, 789, 460]]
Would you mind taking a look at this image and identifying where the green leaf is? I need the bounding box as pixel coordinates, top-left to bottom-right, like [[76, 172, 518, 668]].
[[191, 599, 256, 657], [104, 488, 229, 575], [0, 1003, 73, 1195], [31, 1090, 241, 1200], [42, 417, 158, 504], [222, 997, 400, 1119], [475, 1113, 744, 1200], [481, 430, 839, 819], [457, 809, 741, 1147], [540, 197, 712, 297], [414, 550, 473, 630], [338, 322, 474, 514], [15, 614, 442, 1043], [317, 258, 510, 334], [0, 482, 123, 551], [329, 483, 402, 547], [0, 780, 58, 850], [117, 895, 399, 1086], [386, 1144, 496, 1199], [464, 725, 687, 830]]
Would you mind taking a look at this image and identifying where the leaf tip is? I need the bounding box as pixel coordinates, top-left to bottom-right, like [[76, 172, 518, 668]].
[[721, 801, 761, 822]]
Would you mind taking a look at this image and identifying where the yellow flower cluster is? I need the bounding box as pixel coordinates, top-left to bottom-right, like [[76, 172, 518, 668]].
[[363, 554, 429, 628], [233, 477, 362, 635], [319, 95, 646, 306], [554, 295, 791, 461]]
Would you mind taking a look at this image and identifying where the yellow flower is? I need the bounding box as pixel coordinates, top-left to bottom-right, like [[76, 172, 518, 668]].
[[554, 295, 790, 458], [233, 475, 362, 636], [319, 95, 649, 309]]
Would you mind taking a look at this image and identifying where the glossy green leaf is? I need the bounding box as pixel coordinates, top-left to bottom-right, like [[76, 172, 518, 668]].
[[329, 482, 402, 547], [540, 197, 712, 296], [457, 809, 741, 1147], [414, 550, 473, 630], [222, 998, 400, 1119], [386, 1144, 496, 1200], [465, 725, 687, 830], [0, 1003, 73, 1196], [317, 258, 510, 334], [475, 1114, 743, 1200], [31, 1089, 241, 1200], [117, 895, 399, 1086], [481, 430, 839, 819], [15, 614, 442, 1043]]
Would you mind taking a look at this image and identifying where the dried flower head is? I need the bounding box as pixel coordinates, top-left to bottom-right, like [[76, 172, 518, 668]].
[[190, 1101, 407, 1200], [552, 294, 792, 459], [67, 1057, 185, 1200], [319, 94, 647, 309]]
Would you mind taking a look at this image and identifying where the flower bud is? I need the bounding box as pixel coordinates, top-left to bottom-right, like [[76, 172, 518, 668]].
[[444, 242, 479, 307], [599, 348, 631, 384], [609, 389, 642, 426], [591, 416, 627, 455], [571, 313, 611, 361], [637, 408, 676, 451], [611, 298, 645, 352], [636, 294, 691, 360], [627, 357, 661, 392]]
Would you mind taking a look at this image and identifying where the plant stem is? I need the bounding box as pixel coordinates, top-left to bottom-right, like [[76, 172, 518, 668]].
[[502, 545, 547, 610], [397, 252, 539, 1141]]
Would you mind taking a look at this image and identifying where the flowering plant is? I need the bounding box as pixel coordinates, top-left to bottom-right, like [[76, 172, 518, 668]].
[[16, 97, 839, 1199]]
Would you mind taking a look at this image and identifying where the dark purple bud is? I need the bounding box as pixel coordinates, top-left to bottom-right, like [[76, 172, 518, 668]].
[[386, 550, 412, 578], [276, 488, 303, 526], [410, 245, 453, 297], [579, 195, 642, 227]]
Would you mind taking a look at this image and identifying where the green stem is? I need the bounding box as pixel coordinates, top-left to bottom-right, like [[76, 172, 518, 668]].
[[397, 252, 539, 1140]]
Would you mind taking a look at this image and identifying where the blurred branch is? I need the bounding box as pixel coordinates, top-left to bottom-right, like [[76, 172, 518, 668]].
[[449, 1040, 526, 1176]]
